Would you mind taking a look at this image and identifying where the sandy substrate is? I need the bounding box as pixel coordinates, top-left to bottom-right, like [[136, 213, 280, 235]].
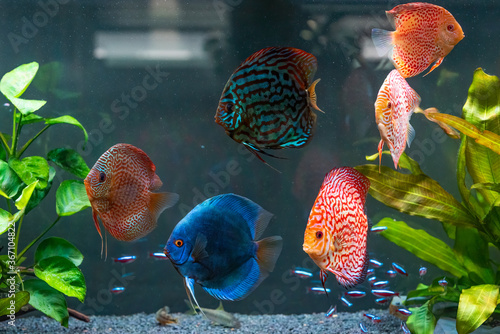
[[1, 309, 404, 333]]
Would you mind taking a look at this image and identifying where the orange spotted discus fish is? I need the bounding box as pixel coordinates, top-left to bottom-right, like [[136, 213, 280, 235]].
[[84, 143, 179, 255], [372, 2, 464, 78], [375, 69, 421, 169], [303, 167, 370, 290]]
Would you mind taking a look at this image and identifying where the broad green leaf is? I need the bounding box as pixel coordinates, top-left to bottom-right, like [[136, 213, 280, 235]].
[[55, 180, 90, 216], [23, 279, 69, 327], [0, 62, 39, 98], [34, 256, 86, 303], [45, 116, 88, 144], [366, 152, 423, 175], [0, 291, 29, 316], [19, 113, 44, 125], [406, 301, 437, 334], [35, 237, 83, 267], [374, 218, 468, 278], [0, 159, 23, 199], [48, 148, 90, 179], [355, 165, 477, 227], [14, 180, 38, 210], [0, 141, 5, 161], [457, 285, 500, 334], [463, 68, 500, 209], [25, 166, 55, 214], [484, 207, 500, 246], [0, 209, 24, 235], [9, 96, 46, 115], [9, 156, 49, 189], [457, 136, 485, 218], [416, 107, 461, 139], [454, 227, 495, 284], [471, 182, 500, 193]]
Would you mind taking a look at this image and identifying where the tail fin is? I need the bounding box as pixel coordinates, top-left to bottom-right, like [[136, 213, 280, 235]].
[[371, 29, 394, 57], [149, 192, 179, 221], [256, 236, 283, 275], [307, 78, 324, 113]]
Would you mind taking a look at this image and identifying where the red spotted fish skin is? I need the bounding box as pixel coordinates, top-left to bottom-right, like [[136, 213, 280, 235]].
[[303, 167, 370, 289], [373, 2, 464, 78], [375, 70, 421, 169], [84, 143, 179, 242]]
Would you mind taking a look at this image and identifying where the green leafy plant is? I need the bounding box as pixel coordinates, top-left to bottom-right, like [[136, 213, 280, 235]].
[[355, 68, 500, 334], [0, 62, 91, 327]]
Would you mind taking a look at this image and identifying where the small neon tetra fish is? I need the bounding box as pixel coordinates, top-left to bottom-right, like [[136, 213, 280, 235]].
[[84, 143, 179, 257]]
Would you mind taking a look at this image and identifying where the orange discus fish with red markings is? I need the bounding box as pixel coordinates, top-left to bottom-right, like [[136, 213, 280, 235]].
[[84, 144, 179, 254], [303, 167, 370, 290], [375, 69, 421, 169], [372, 2, 464, 78]]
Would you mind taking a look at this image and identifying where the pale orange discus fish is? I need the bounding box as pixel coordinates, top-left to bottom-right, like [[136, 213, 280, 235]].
[[375, 69, 421, 169], [303, 167, 370, 290], [84, 143, 179, 256], [372, 2, 464, 78]]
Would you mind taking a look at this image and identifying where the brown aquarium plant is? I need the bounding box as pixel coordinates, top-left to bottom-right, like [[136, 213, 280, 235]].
[[0, 62, 92, 327], [355, 68, 500, 334]]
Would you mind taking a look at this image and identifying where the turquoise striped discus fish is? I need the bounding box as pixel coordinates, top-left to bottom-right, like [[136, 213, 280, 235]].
[[215, 47, 322, 162]]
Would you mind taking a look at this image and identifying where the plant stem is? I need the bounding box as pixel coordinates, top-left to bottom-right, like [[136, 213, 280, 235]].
[[11, 110, 21, 157], [5, 198, 11, 214], [17, 216, 61, 261], [17, 125, 50, 158], [0, 132, 10, 158], [14, 214, 24, 257]]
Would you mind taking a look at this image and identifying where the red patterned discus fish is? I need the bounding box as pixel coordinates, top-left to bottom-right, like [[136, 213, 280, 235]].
[[372, 2, 464, 78], [303, 167, 370, 289], [375, 69, 421, 169], [84, 144, 179, 255]]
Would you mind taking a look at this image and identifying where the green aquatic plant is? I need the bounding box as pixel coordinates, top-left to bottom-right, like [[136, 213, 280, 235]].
[[0, 62, 91, 327], [355, 68, 500, 334]]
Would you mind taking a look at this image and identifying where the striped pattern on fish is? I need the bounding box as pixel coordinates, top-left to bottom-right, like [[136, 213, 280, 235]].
[[215, 47, 320, 151], [303, 167, 370, 289]]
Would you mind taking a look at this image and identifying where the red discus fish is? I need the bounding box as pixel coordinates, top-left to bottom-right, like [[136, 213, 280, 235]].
[[375, 69, 421, 169], [372, 2, 464, 78], [303, 167, 370, 289], [84, 144, 179, 256]]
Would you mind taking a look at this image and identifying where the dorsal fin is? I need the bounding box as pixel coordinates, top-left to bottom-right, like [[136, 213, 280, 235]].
[[203, 194, 273, 239]]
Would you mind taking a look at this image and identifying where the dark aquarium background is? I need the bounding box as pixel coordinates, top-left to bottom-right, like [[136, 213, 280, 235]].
[[0, 0, 499, 316]]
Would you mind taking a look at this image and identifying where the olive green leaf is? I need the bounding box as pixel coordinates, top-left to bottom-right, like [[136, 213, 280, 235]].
[[355, 165, 477, 228], [24, 279, 69, 327], [35, 237, 83, 267], [406, 301, 437, 334], [454, 227, 495, 284], [484, 206, 500, 247], [471, 182, 500, 193], [457, 284, 500, 334], [48, 148, 90, 179], [34, 256, 86, 303], [0, 159, 23, 199], [463, 68, 500, 209], [0, 209, 24, 235], [45, 116, 88, 144], [0, 291, 29, 316], [374, 218, 468, 278], [9, 156, 49, 190], [55, 180, 90, 216], [0, 62, 39, 98]]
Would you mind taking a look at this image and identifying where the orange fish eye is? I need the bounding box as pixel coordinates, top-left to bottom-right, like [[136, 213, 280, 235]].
[[315, 231, 323, 239], [99, 172, 106, 183], [174, 239, 183, 247], [447, 24, 454, 31]]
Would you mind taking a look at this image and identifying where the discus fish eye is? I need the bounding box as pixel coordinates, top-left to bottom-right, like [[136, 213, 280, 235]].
[[387, 101, 392, 109], [174, 239, 184, 247], [99, 172, 106, 183], [316, 231, 323, 239], [226, 103, 234, 113], [447, 24, 454, 31]]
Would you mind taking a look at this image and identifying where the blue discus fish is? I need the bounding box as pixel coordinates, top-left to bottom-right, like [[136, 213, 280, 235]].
[[215, 47, 322, 164], [164, 194, 283, 310]]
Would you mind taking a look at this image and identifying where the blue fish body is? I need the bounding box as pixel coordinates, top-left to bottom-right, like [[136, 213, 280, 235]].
[[215, 47, 322, 158], [165, 194, 282, 302]]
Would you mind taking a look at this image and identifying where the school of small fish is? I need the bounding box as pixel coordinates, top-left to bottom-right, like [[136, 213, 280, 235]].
[[79, 3, 463, 331]]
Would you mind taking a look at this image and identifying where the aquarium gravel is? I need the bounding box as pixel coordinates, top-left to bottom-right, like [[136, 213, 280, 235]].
[[3, 309, 403, 333]]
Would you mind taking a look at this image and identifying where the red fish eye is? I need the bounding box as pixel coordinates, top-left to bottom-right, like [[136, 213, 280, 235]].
[[174, 239, 183, 247], [447, 24, 454, 31], [316, 231, 323, 239], [387, 101, 392, 109], [99, 172, 106, 183]]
